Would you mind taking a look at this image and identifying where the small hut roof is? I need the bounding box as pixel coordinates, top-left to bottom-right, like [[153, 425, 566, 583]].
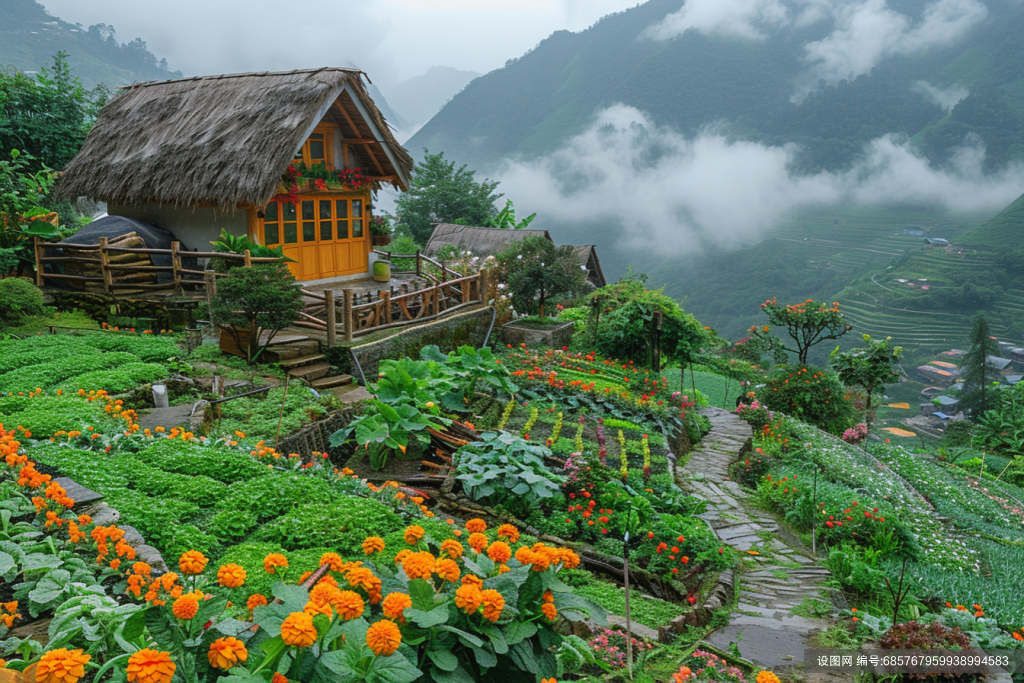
[[424, 224, 552, 257], [55, 67, 413, 211], [570, 244, 606, 287]]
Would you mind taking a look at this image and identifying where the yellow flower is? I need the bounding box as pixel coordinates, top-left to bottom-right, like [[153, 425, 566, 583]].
[[280, 612, 317, 648], [126, 649, 176, 683], [440, 539, 463, 559], [216, 563, 246, 588], [362, 537, 385, 555], [402, 552, 436, 580], [178, 551, 208, 576], [171, 594, 200, 620], [466, 518, 487, 533], [381, 593, 412, 622], [468, 533, 488, 553], [36, 648, 91, 683], [366, 620, 402, 656], [434, 558, 461, 583], [207, 637, 247, 670], [480, 589, 505, 622], [403, 525, 425, 545], [454, 584, 483, 614], [486, 541, 512, 564], [263, 553, 288, 574], [756, 672, 780, 683], [542, 603, 558, 621], [332, 591, 365, 620]]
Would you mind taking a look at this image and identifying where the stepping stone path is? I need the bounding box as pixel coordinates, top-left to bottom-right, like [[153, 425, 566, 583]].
[[676, 407, 836, 672]]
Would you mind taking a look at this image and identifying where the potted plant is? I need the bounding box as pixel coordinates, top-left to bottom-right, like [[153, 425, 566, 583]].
[[208, 263, 304, 362], [370, 216, 392, 246], [210, 229, 293, 273]]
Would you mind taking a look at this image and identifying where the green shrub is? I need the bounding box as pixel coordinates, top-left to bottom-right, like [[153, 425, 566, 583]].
[[0, 278, 45, 325], [249, 498, 401, 552], [0, 352, 141, 394], [759, 364, 856, 435], [59, 362, 168, 393], [137, 440, 271, 484], [163, 525, 223, 564], [76, 333, 182, 362], [210, 509, 259, 544], [0, 396, 114, 436], [215, 474, 337, 522], [101, 489, 200, 545], [128, 466, 227, 508]]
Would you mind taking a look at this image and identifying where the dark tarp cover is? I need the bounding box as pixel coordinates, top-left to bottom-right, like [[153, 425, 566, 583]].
[[49, 216, 199, 286]]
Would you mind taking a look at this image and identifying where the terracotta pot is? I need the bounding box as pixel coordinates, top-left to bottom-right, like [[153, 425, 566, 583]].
[[372, 235, 393, 246]]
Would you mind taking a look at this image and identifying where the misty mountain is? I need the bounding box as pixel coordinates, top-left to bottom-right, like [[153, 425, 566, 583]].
[[385, 66, 481, 131], [408, 0, 1024, 174], [1, 0, 180, 89]]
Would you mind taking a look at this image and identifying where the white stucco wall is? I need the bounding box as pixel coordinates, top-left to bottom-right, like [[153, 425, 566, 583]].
[[108, 202, 248, 251]]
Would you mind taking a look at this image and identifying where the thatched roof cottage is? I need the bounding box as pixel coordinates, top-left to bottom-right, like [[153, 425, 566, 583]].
[[425, 223, 606, 288], [56, 67, 412, 283]]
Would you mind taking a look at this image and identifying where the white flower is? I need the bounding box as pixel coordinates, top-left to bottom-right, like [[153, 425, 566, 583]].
[[517, 254, 522, 259], [540, 262, 545, 267], [581, 266, 587, 271], [497, 283, 506, 290]]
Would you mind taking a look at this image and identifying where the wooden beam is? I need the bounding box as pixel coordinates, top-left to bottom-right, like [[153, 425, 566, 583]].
[[360, 143, 386, 177], [333, 102, 363, 141], [341, 138, 377, 145]]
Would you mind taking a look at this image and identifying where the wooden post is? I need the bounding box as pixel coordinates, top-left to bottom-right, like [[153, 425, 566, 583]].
[[433, 283, 441, 316], [415, 249, 422, 276], [343, 289, 354, 342], [171, 241, 183, 295], [325, 289, 337, 348], [478, 268, 489, 303], [98, 237, 113, 294], [461, 277, 469, 304], [381, 290, 392, 325], [244, 249, 252, 268], [33, 236, 43, 287], [652, 311, 663, 372], [205, 270, 217, 308]]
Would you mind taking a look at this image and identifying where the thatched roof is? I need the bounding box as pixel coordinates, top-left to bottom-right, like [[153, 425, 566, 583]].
[[571, 244, 607, 287], [424, 224, 552, 257], [55, 67, 413, 211]]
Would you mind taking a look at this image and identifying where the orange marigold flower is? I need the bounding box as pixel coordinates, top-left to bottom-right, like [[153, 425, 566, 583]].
[[246, 594, 268, 612], [178, 551, 208, 576], [207, 637, 247, 670], [36, 648, 91, 683], [403, 525, 425, 545], [402, 552, 435, 580], [487, 541, 512, 564], [319, 552, 345, 572], [480, 589, 505, 622], [454, 584, 483, 614], [362, 537, 386, 555], [468, 532, 488, 553], [434, 558, 461, 583], [171, 594, 200, 620], [1013, 632, 1023, 641], [514, 546, 534, 565], [345, 567, 377, 592], [543, 590, 554, 603], [132, 562, 152, 576], [333, 591, 365, 620], [263, 553, 288, 574], [126, 649, 176, 683], [462, 575, 484, 589], [366, 619, 402, 657], [280, 612, 317, 648], [216, 563, 246, 588], [440, 539, 463, 559], [381, 593, 412, 622], [272, 675, 287, 683], [393, 549, 413, 566], [496, 524, 520, 544], [466, 518, 487, 533], [542, 603, 558, 621]]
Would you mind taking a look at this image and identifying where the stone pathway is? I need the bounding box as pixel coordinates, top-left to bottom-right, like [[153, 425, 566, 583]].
[[675, 407, 835, 671]]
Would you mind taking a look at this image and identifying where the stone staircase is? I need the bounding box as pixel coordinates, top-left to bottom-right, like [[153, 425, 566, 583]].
[[259, 333, 354, 393]]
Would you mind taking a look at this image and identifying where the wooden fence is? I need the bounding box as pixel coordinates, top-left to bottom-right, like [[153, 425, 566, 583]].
[[34, 236, 281, 296]]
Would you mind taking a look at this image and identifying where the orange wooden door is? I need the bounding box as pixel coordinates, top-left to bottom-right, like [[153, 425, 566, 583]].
[[260, 195, 368, 281]]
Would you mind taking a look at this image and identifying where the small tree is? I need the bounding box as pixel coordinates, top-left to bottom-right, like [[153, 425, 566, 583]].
[[961, 314, 1000, 419], [749, 298, 851, 364], [831, 334, 903, 426], [209, 264, 304, 363], [497, 236, 587, 317], [394, 151, 502, 244]]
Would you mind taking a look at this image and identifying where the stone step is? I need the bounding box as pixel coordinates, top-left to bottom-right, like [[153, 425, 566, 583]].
[[288, 362, 331, 381], [277, 353, 327, 368], [311, 374, 354, 389], [259, 332, 310, 347], [261, 342, 320, 362]]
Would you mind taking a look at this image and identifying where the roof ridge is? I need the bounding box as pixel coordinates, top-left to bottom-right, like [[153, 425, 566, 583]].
[[121, 66, 363, 89]]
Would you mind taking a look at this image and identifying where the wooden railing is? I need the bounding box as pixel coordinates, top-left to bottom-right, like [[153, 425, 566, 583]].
[[373, 249, 469, 284], [297, 268, 489, 346], [34, 236, 281, 296]]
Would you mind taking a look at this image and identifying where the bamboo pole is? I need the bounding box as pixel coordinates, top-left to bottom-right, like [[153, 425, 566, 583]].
[[244, 249, 252, 268], [33, 237, 44, 286], [171, 241, 183, 295], [479, 268, 489, 303], [325, 290, 337, 348], [343, 289, 354, 342], [98, 237, 113, 294], [205, 270, 217, 309]]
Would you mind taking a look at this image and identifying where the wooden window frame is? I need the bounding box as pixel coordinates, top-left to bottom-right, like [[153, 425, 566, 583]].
[[294, 124, 336, 169]]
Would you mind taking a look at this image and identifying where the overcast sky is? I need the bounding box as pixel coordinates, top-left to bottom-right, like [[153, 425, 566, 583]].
[[37, 0, 639, 88]]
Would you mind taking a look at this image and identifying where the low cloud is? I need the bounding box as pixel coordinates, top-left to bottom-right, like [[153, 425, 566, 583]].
[[497, 105, 1024, 257], [913, 80, 970, 110], [643, 0, 796, 41]]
